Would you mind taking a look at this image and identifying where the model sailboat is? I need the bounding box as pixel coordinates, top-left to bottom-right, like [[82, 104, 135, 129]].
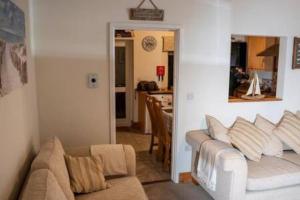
[[241, 72, 265, 100]]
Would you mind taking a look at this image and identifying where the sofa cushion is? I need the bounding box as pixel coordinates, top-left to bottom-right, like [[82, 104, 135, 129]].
[[274, 112, 300, 154], [247, 155, 300, 191], [206, 115, 231, 144], [229, 117, 270, 161], [254, 114, 283, 157], [31, 137, 75, 200], [75, 177, 148, 200], [22, 169, 68, 200], [255, 114, 291, 151], [65, 154, 110, 193]]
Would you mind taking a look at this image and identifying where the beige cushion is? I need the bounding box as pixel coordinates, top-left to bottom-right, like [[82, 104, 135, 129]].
[[254, 114, 283, 157], [65, 155, 110, 194], [31, 137, 75, 200], [206, 115, 231, 144], [90, 144, 128, 176], [229, 117, 269, 161], [254, 114, 291, 150], [274, 112, 300, 154], [280, 111, 299, 150], [75, 177, 148, 200], [247, 155, 300, 191], [22, 169, 68, 200], [254, 114, 276, 135], [297, 111, 300, 119]]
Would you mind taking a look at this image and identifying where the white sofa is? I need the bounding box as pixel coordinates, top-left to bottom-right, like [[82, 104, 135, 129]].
[[186, 130, 300, 200]]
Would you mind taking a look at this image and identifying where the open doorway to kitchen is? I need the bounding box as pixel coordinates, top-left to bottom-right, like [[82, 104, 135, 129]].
[[109, 23, 181, 184]]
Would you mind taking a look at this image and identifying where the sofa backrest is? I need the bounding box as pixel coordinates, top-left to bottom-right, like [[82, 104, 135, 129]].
[[21, 169, 68, 200], [30, 137, 75, 200]]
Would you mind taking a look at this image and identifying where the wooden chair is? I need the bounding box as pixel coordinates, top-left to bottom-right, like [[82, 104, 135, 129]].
[[146, 96, 159, 154], [153, 98, 172, 171]]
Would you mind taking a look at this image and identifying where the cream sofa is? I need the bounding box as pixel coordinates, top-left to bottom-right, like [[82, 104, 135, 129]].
[[20, 137, 148, 200], [186, 130, 300, 200]]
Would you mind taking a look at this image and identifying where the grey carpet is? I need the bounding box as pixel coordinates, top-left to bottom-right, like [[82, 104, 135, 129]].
[[143, 182, 213, 200]]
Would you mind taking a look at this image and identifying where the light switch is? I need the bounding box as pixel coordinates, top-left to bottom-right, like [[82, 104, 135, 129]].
[[87, 73, 98, 88], [187, 93, 194, 101]]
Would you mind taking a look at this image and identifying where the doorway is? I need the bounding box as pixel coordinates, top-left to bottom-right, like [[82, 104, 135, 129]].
[[109, 23, 181, 183]]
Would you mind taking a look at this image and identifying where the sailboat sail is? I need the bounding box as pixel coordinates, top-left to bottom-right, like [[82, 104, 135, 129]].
[[246, 79, 254, 96], [254, 73, 261, 95], [241, 71, 265, 100]]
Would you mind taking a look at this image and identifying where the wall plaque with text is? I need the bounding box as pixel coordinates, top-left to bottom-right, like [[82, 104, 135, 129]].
[[130, 0, 164, 21], [293, 37, 300, 69]]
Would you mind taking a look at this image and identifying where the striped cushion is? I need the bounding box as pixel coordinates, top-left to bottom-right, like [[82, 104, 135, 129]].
[[254, 114, 283, 157], [229, 117, 270, 161], [273, 112, 300, 154], [65, 155, 110, 194]]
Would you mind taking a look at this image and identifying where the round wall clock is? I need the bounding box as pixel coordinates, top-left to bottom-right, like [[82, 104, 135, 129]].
[[142, 36, 157, 52]]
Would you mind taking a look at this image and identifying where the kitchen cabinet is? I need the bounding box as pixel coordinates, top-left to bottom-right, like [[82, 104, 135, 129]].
[[137, 91, 147, 132], [247, 36, 277, 71]]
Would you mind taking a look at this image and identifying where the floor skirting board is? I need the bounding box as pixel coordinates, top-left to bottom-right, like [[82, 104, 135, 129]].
[[142, 179, 171, 185], [179, 172, 199, 185]]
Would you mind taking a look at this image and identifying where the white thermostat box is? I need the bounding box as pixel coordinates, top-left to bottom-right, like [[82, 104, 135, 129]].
[[87, 73, 99, 88]]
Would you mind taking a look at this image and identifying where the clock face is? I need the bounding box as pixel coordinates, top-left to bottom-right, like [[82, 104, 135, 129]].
[[142, 36, 157, 52]]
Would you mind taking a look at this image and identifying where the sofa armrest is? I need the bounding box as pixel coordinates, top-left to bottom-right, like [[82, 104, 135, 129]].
[[214, 149, 247, 200], [186, 130, 248, 200], [65, 146, 90, 157], [123, 145, 136, 176], [186, 129, 211, 150], [66, 145, 136, 177]]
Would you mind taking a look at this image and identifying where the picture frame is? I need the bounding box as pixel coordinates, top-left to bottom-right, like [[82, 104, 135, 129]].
[[0, 0, 27, 97], [292, 37, 300, 69], [162, 36, 174, 52]]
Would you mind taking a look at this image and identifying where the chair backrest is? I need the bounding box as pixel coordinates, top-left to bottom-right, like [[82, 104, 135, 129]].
[[152, 98, 170, 144], [146, 95, 158, 136]]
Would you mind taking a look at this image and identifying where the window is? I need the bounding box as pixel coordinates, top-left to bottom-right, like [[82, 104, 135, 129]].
[[229, 35, 281, 102]]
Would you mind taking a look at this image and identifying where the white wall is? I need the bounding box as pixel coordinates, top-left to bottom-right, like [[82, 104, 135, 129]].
[[0, 0, 39, 199], [133, 30, 174, 89], [32, 0, 300, 181]]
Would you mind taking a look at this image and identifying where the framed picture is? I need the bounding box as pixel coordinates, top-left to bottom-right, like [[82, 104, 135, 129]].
[[0, 0, 27, 97], [292, 37, 300, 69], [163, 36, 174, 52]]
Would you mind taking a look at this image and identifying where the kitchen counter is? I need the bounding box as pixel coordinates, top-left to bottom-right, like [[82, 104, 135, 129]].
[[147, 90, 173, 95]]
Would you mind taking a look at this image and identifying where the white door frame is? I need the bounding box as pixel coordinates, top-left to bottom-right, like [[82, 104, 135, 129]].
[[109, 22, 183, 183]]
